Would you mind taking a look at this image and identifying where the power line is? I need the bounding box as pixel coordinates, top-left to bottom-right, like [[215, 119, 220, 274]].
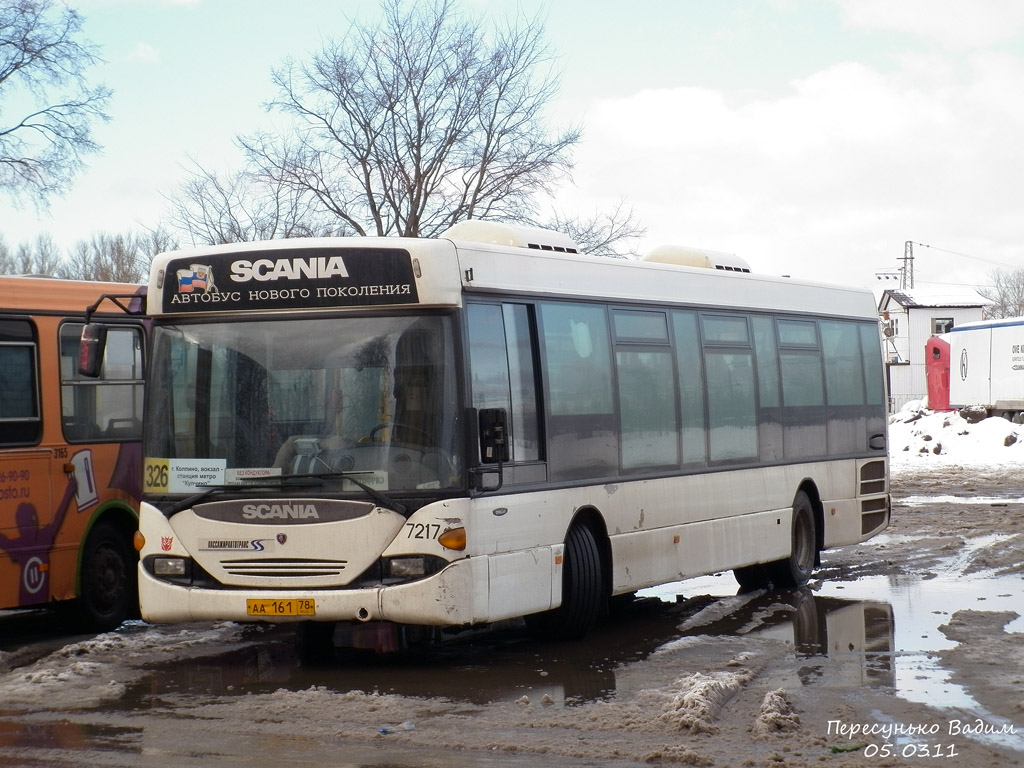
[[875, 241, 1019, 291], [916, 279, 995, 289], [910, 241, 1018, 270]]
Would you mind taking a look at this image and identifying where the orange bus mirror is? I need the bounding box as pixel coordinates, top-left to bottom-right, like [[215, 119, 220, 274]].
[[78, 323, 108, 378]]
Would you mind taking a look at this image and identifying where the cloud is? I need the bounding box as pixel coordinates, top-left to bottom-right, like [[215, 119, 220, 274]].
[[837, 0, 1024, 50], [561, 51, 1024, 287], [72, 0, 201, 8], [125, 42, 159, 63]]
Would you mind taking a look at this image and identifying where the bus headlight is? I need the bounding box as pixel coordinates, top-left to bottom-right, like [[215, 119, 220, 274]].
[[381, 555, 448, 582], [387, 557, 428, 579], [153, 557, 189, 577]]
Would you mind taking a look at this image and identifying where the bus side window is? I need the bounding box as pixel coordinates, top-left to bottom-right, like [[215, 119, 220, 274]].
[[700, 314, 758, 463], [540, 302, 616, 480], [820, 320, 866, 455], [0, 320, 41, 445], [672, 311, 707, 467], [612, 309, 679, 471], [751, 314, 783, 462], [60, 324, 144, 443], [466, 303, 540, 463], [777, 319, 827, 459]]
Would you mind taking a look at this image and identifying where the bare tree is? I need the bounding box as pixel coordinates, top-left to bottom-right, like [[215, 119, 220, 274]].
[[978, 269, 1024, 319], [0, 0, 112, 205], [0, 231, 61, 274], [60, 231, 157, 283], [1, 227, 170, 281], [165, 158, 349, 246], [237, 0, 579, 238], [537, 199, 646, 259]]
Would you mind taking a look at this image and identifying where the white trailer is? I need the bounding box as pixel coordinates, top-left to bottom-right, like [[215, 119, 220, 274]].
[[946, 316, 1024, 417]]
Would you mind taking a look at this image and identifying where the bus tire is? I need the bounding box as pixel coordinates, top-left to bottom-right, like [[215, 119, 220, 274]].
[[771, 491, 817, 588], [733, 562, 773, 591], [76, 520, 136, 633], [526, 523, 604, 640]]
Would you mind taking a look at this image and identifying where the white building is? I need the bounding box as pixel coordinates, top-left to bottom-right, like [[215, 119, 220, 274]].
[[877, 288, 991, 412]]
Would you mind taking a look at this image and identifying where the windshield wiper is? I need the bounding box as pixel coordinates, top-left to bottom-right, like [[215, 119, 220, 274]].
[[161, 471, 407, 516], [164, 476, 324, 516], [282, 470, 408, 515]]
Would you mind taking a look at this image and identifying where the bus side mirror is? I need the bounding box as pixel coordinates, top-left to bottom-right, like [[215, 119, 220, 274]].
[[78, 323, 108, 378], [471, 408, 508, 493], [478, 408, 509, 464]]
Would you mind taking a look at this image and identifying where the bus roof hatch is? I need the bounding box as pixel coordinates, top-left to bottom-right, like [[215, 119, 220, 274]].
[[441, 220, 581, 254], [642, 244, 751, 273]]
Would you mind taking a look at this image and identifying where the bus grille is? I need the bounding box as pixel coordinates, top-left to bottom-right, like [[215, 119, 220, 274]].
[[220, 558, 347, 578], [859, 459, 887, 495]]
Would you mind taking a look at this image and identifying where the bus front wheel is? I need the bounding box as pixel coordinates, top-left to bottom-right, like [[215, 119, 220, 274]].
[[75, 520, 137, 633], [526, 523, 604, 640]]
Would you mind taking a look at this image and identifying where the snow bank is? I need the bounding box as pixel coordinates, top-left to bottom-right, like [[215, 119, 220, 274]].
[[889, 404, 1024, 468], [752, 688, 800, 736], [0, 621, 246, 710]]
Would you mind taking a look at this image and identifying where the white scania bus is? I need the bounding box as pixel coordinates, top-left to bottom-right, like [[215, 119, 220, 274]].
[[121, 221, 889, 642]]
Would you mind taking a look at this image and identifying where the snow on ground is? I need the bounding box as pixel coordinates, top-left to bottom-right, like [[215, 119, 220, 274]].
[[888, 402, 1024, 470], [0, 621, 247, 709]]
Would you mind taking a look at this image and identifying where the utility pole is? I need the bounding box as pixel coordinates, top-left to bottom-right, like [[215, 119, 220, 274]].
[[901, 241, 914, 289]]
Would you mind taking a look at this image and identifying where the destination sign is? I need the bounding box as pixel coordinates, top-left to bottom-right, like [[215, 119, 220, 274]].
[[161, 247, 420, 312]]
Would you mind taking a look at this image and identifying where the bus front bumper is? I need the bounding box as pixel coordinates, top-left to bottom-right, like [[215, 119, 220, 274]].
[[138, 542, 563, 627], [137, 556, 489, 626]]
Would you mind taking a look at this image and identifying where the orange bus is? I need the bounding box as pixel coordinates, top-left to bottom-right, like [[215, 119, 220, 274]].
[[0, 276, 146, 632]]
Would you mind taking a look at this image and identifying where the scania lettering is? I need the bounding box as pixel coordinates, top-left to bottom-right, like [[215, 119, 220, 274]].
[[126, 222, 889, 649], [230, 256, 350, 282], [242, 504, 320, 520]]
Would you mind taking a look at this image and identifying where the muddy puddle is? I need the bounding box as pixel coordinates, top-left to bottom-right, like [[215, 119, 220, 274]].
[[641, 536, 1024, 752], [125, 589, 892, 707], [120, 532, 1022, 737]]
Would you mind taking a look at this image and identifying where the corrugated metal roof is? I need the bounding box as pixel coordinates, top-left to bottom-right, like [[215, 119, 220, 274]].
[[879, 287, 991, 309]]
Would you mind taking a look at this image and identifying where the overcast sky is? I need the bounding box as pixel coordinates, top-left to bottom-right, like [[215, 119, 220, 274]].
[[3, 0, 1023, 293]]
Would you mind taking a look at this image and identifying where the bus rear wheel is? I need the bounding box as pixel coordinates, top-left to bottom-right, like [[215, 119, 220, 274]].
[[771, 491, 817, 588], [526, 523, 604, 640], [734, 491, 817, 591]]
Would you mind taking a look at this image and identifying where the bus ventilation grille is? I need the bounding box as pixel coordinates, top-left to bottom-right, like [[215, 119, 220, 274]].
[[527, 242, 580, 254], [220, 558, 347, 578], [715, 264, 751, 273]]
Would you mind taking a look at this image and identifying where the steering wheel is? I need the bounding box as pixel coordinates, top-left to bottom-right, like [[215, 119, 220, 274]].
[[368, 422, 432, 444]]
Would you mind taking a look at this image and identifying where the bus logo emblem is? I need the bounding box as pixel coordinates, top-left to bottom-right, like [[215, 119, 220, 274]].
[[161, 536, 173, 551], [276, 533, 287, 544], [23, 556, 46, 595]]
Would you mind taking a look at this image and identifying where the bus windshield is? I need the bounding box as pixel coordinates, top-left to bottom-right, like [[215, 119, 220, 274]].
[[144, 314, 462, 495]]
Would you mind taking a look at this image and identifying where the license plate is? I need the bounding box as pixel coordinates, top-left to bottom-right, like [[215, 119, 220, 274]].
[[246, 598, 316, 617]]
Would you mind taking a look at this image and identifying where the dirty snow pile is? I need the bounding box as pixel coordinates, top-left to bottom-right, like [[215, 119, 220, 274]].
[[888, 402, 1024, 468], [0, 621, 246, 709]]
